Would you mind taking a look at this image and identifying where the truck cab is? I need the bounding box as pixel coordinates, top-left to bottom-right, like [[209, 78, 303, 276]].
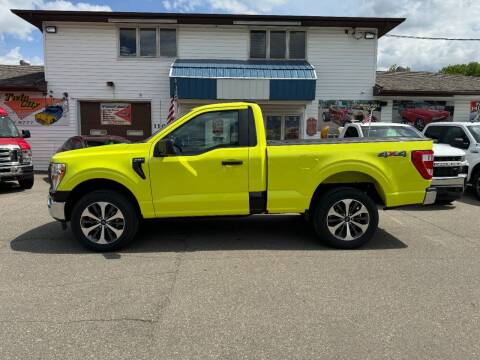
[[0, 107, 34, 189], [340, 122, 468, 204], [423, 122, 480, 199]]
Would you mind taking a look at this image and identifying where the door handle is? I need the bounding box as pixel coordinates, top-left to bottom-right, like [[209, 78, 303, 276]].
[[222, 159, 243, 166]]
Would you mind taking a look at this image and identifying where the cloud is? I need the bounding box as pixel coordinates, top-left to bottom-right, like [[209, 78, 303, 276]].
[[0, 0, 111, 41], [162, 0, 287, 14], [359, 0, 480, 71], [0, 46, 43, 65]]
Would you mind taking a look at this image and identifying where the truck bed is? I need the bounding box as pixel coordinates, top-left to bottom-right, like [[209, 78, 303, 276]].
[[267, 137, 431, 146]]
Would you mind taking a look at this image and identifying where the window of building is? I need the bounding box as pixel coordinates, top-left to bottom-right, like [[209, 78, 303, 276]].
[[250, 30, 267, 59], [166, 111, 239, 155], [289, 31, 306, 59], [119, 27, 177, 58], [250, 30, 306, 59], [140, 28, 157, 57], [270, 31, 287, 59], [119, 28, 137, 56], [265, 114, 301, 140], [160, 29, 177, 57]]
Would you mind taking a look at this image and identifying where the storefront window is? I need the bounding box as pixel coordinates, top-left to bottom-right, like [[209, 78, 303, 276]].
[[266, 115, 300, 140]]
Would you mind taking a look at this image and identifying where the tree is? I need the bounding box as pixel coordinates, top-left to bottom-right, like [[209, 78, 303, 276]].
[[387, 64, 411, 72], [440, 62, 480, 77]]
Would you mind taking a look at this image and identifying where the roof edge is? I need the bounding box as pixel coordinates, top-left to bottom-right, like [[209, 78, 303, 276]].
[[11, 9, 405, 37]]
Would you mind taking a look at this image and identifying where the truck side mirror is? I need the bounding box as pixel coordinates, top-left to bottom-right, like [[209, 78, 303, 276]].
[[154, 138, 175, 157], [22, 130, 31, 138], [451, 137, 469, 150]]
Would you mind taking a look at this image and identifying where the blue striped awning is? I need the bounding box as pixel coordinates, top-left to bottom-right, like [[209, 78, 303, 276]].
[[169, 59, 317, 101], [170, 59, 317, 80]]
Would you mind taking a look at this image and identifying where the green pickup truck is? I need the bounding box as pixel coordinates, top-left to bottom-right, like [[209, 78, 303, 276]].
[[48, 102, 435, 251]]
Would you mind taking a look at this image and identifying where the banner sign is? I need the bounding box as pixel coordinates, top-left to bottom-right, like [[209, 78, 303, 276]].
[[100, 103, 132, 125], [392, 100, 454, 129], [0, 92, 68, 126], [319, 100, 382, 128], [470, 101, 480, 122]]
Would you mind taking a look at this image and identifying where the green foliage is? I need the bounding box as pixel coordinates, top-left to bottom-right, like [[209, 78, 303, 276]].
[[440, 62, 480, 76]]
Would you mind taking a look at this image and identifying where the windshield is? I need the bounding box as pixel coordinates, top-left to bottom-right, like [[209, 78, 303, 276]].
[[361, 126, 424, 138], [468, 125, 480, 142], [0, 116, 21, 138]]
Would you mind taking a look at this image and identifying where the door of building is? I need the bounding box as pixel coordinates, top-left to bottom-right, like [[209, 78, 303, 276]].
[[80, 101, 151, 141]]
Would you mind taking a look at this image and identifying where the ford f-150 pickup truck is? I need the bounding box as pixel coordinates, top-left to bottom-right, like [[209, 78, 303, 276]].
[[48, 102, 435, 251]]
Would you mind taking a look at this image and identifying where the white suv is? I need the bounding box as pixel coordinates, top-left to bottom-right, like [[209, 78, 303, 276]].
[[423, 122, 480, 199]]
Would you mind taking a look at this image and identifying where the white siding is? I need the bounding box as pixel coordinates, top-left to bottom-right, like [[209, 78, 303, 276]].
[[217, 79, 269, 100], [178, 27, 248, 60], [453, 98, 476, 122]]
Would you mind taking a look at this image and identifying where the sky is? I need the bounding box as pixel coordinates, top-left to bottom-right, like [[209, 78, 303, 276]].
[[0, 0, 479, 71]]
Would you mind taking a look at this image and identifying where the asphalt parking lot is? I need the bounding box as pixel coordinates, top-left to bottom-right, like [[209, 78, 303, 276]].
[[1, 175, 479, 359]]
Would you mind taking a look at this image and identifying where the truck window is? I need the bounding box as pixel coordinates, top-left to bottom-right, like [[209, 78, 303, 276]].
[[166, 110, 239, 155], [343, 127, 359, 137], [424, 126, 447, 142], [0, 115, 21, 138], [443, 126, 470, 148], [467, 125, 480, 142]]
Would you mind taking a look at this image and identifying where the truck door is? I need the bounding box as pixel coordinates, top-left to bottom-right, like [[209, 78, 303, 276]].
[[149, 109, 251, 217]]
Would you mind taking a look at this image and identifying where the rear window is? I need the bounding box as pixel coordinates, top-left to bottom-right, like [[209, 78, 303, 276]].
[[362, 126, 424, 138]]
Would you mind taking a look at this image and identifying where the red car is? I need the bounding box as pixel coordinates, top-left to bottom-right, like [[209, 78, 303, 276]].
[[56, 135, 130, 153], [0, 107, 34, 189], [401, 104, 450, 130]]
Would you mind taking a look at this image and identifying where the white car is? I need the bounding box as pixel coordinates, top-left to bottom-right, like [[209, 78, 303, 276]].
[[340, 122, 468, 204], [423, 122, 480, 199]]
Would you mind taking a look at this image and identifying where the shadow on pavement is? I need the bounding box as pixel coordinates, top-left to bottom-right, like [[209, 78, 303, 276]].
[[0, 181, 24, 194], [457, 192, 479, 206], [11, 215, 407, 254]]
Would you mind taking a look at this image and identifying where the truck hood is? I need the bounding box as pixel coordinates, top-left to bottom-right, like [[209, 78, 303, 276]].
[[432, 143, 465, 157], [0, 137, 30, 150], [51, 142, 148, 163]]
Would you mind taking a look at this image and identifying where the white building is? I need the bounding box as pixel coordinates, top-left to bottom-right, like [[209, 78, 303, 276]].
[[11, 10, 406, 170]]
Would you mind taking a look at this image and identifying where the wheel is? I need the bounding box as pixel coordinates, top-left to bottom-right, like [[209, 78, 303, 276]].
[[71, 190, 139, 251], [472, 170, 480, 200], [312, 187, 379, 249], [414, 118, 426, 130], [18, 176, 34, 189]]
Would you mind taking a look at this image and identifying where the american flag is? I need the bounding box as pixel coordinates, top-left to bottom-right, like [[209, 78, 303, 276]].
[[362, 110, 373, 124], [167, 94, 177, 124]]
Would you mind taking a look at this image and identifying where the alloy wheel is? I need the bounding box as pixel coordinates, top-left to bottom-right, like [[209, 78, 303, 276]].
[[80, 201, 125, 244], [326, 199, 370, 241]]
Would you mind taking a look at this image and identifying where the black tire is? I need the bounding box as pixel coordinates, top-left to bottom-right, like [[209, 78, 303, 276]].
[[472, 169, 480, 200], [71, 190, 139, 251], [18, 176, 34, 189], [312, 187, 379, 249]]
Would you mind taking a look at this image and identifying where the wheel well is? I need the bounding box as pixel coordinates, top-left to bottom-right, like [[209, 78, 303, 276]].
[[308, 178, 384, 214], [471, 163, 480, 182], [64, 178, 142, 221]]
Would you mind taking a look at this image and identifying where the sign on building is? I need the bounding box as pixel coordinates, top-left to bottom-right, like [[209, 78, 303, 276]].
[[100, 103, 132, 125]]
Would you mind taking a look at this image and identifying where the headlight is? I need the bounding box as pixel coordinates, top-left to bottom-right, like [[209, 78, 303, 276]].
[[21, 149, 32, 165], [50, 163, 66, 192]]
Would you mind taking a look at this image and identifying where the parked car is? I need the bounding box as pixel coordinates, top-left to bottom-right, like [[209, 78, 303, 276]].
[[0, 107, 34, 189], [400, 103, 450, 130], [339, 122, 468, 204], [47, 102, 436, 252], [56, 135, 130, 153], [424, 122, 480, 199]]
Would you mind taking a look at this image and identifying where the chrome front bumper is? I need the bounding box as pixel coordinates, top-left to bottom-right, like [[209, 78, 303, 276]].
[[48, 195, 66, 221], [423, 188, 437, 205], [0, 164, 33, 179]]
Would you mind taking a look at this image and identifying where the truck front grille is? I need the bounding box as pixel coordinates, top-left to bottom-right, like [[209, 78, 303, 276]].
[[433, 166, 466, 177], [0, 147, 20, 166]]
